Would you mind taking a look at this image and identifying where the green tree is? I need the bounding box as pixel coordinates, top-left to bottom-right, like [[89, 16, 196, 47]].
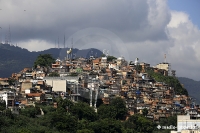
[[142, 108, 148, 117], [71, 102, 97, 122], [101, 54, 117, 62], [98, 97, 127, 120], [33, 54, 55, 68], [110, 97, 128, 120], [56, 97, 74, 111], [97, 104, 117, 119], [76, 129, 94, 133], [89, 118, 125, 133], [159, 115, 177, 127], [47, 111, 78, 132], [15, 128, 32, 133], [107, 56, 117, 62], [124, 114, 156, 133], [0, 100, 6, 111], [77, 119, 90, 131], [19, 106, 40, 118]]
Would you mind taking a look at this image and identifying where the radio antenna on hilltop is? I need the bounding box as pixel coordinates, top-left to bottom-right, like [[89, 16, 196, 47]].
[[58, 37, 59, 49], [5, 27, 8, 44], [103, 49, 109, 57], [71, 37, 73, 48], [164, 54, 167, 63], [64, 34, 65, 48], [8, 25, 11, 45], [71, 38, 73, 59]]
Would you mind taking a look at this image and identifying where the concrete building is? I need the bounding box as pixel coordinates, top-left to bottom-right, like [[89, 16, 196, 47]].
[[45, 78, 67, 92], [101, 57, 107, 68], [44, 76, 79, 92], [177, 115, 200, 132], [171, 115, 200, 133], [21, 81, 32, 93], [156, 62, 170, 71], [0, 91, 15, 108]]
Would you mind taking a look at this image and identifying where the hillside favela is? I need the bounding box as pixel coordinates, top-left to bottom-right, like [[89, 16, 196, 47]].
[[0, 42, 199, 133], [1, 1, 200, 133]]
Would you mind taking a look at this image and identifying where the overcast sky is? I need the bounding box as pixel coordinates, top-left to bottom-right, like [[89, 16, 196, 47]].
[[0, 0, 200, 81]]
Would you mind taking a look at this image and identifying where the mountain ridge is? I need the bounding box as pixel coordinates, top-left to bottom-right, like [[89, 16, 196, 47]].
[[0, 43, 102, 77], [178, 77, 200, 104]]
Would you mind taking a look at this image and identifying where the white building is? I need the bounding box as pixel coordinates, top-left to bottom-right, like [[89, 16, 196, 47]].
[[171, 115, 200, 133], [44, 76, 79, 92], [156, 62, 170, 71], [0, 91, 15, 108]]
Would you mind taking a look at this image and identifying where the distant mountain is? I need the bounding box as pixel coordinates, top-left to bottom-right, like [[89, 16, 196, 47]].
[[0, 43, 103, 78], [178, 77, 200, 104]]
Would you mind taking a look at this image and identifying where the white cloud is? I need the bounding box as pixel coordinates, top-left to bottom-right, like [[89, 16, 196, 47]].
[[167, 11, 200, 80], [18, 39, 54, 52], [167, 11, 189, 28]]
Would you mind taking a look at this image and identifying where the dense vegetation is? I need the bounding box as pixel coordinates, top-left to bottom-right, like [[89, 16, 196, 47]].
[[0, 97, 177, 133], [147, 70, 188, 96]]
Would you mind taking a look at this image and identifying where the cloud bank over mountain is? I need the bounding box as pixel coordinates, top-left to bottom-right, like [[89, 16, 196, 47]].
[[0, 0, 199, 80]]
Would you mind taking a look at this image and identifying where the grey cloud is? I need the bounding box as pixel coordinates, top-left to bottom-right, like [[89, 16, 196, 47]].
[[0, 0, 170, 44], [2, 0, 199, 81]]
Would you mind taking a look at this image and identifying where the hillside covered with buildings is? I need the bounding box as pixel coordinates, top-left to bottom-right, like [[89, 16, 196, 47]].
[[0, 50, 198, 133]]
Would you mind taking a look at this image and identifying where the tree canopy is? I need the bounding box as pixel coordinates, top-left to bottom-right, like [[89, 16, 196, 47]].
[[33, 54, 55, 68], [0, 97, 171, 133], [147, 69, 188, 95], [98, 97, 128, 120]]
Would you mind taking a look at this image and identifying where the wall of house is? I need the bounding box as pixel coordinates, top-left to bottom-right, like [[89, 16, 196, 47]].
[[156, 63, 169, 71], [177, 115, 200, 132], [45, 79, 67, 92], [21, 82, 32, 93]]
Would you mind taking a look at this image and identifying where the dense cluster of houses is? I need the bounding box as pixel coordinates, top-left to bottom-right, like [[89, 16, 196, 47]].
[[0, 55, 199, 123]]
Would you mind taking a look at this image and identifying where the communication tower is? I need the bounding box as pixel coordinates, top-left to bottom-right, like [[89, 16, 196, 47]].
[[164, 54, 167, 63], [71, 38, 73, 59], [8, 26, 11, 44], [103, 49, 109, 57], [64, 34, 66, 48], [58, 37, 59, 48]]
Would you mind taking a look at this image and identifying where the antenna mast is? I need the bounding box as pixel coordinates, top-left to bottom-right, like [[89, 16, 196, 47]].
[[164, 54, 167, 63], [58, 37, 59, 49], [64, 34, 65, 48], [71, 38, 73, 59], [5, 29, 8, 44], [8, 25, 11, 45]]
